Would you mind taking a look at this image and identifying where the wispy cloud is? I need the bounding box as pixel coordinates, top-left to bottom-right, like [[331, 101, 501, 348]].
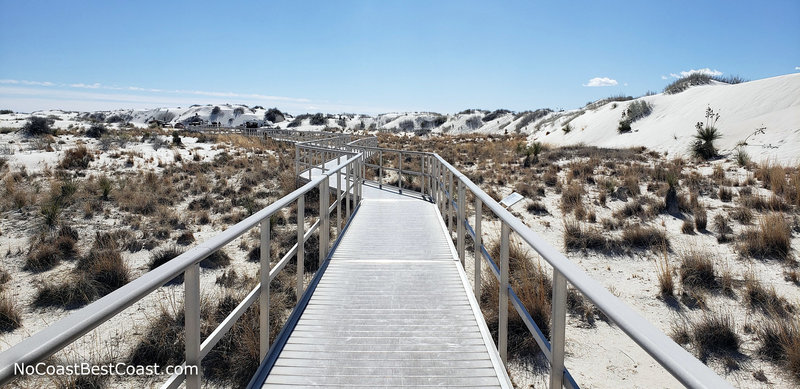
[[583, 77, 618, 87], [796, 66, 800, 71], [667, 68, 723, 79], [0, 78, 311, 103]]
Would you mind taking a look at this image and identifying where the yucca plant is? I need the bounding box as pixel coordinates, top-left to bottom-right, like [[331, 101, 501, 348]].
[[692, 107, 722, 160]]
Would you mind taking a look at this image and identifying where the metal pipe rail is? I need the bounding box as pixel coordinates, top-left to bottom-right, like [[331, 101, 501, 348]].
[[428, 155, 733, 389], [0, 153, 366, 388]]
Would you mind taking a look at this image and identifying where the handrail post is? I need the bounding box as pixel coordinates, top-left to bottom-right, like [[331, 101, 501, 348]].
[[448, 171, 454, 236], [294, 147, 299, 186], [259, 218, 271, 360], [185, 263, 201, 389], [419, 155, 427, 199], [336, 168, 342, 232], [499, 222, 509, 365], [346, 163, 351, 220], [399, 151, 403, 194], [457, 180, 465, 266], [379, 150, 383, 189], [550, 270, 568, 389], [473, 198, 482, 299], [319, 180, 329, 267], [296, 195, 305, 300]]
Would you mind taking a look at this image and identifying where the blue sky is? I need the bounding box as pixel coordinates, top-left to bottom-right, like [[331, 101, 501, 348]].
[[1, 0, 798, 114]]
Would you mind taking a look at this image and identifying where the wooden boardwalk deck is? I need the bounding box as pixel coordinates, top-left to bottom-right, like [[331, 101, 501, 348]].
[[260, 196, 511, 387]]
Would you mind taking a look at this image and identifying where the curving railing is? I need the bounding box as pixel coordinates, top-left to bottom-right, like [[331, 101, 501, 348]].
[[0, 148, 365, 388]]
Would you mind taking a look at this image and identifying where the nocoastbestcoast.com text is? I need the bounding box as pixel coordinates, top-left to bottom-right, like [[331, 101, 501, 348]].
[[14, 362, 198, 377]]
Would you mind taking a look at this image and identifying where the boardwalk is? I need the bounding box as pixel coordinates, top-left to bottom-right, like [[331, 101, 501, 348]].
[[259, 193, 511, 387]]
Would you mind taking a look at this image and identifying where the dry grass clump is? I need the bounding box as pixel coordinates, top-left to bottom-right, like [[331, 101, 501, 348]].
[[0, 293, 21, 332], [739, 193, 790, 212], [681, 218, 695, 234], [200, 249, 231, 269], [526, 201, 548, 215], [743, 273, 793, 317], [718, 186, 734, 202], [656, 252, 674, 298], [563, 219, 608, 252], [24, 226, 79, 272], [730, 207, 753, 224], [482, 239, 552, 363], [560, 182, 584, 214], [738, 213, 792, 260], [757, 317, 800, 382], [621, 225, 668, 251], [679, 251, 716, 290], [673, 314, 741, 362], [59, 145, 93, 170], [695, 207, 708, 231]]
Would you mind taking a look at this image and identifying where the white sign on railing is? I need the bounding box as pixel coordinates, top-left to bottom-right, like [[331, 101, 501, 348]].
[[499, 192, 524, 208]]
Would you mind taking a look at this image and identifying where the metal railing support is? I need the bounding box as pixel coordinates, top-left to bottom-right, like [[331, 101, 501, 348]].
[[379, 150, 383, 189], [399, 151, 404, 194], [473, 198, 482, 299], [457, 180, 465, 266], [499, 222, 510, 364], [346, 164, 351, 220], [185, 263, 201, 389], [336, 169, 342, 232], [296, 196, 305, 300], [319, 181, 329, 267], [550, 270, 568, 389], [259, 218, 271, 360], [448, 171, 454, 235], [294, 147, 299, 186]]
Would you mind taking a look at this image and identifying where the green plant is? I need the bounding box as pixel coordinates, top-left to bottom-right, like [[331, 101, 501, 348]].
[[734, 147, 750, 167], [21, 116, 54, 136], [691, 107, 722, 160], [98, 176, 112, 200]]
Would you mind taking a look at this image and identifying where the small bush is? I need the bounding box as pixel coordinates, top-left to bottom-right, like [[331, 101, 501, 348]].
[[695, 207, 707, 231], [621, 225, 668, 251], [664, 73, 713, 95], [738, 213, 792, 260], [563, 219, 608, 251], [0, 293, 21, 332], [34, 276, 97, 309], [618, 101, 653, 133], [744, 273, 793, 316], [681, 219, 695, 234], [691, 314, 741, 361], [59, 145, 93, 169], [176, 231, 195, 246], [25, 244, 62, 272], [691, 107, 721, 160], [757, 318, 800, 382], [718, 187, 733, 202], [21, 116, 54, 136], [679, 251, 716, 290], [85, 124, 107, 139]]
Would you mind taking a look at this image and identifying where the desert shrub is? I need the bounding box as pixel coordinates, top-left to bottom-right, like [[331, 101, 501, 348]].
[[482, 239, 552, 362], [621, 225, 668, 251], [744, 273, 793, 316], [718, 187, 733, 202], [679, 251, 716, 290], [738, 213, 792, 260], [0, 293, 20, 332], [526, 201, 548, 215], [618, 101, 652, 133], [730, 207, 752, 225], [734, 148, 750, 167], [33, 276, 97, 309], [397, 119, 414, 132], [0, 109, 13, 114], [664, 73, 713, 94], [21, 116, 54, 136], [201, 250, 231, 269], [674, 314, 740, 361], [691, 107, 721, 160], [25, 244, 62, 272], [695, 207, 707, 231], [483, 109, 511, 122], [59, 145, 93, 169], [264, 108, 284, 123], [713, 214, 733, 243], [563, 219, 608, 251], [560, 183, 583, 214], [309, 113, 325, 126], [757, 318, 800, 382], [85, 124, 107, 139], [176, 231, 195, 246], [681, 219, 695, 234]]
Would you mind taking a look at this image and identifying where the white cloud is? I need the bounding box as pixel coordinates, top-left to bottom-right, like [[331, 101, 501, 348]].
[[661, 75, 668, 80], [669, 68, 723, 79], [583, 77, 618, 87], [795, 66, 800, 71]]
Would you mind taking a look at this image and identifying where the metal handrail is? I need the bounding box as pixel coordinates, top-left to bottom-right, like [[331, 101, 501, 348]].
[[340, 137, 731, 388], [0, 151, 365, 388], [429, 155, 732, 389]]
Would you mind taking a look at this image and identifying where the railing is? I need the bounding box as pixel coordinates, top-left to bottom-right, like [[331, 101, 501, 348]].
[[0, 149, 366, 388], [341, 142, 732, 389]]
